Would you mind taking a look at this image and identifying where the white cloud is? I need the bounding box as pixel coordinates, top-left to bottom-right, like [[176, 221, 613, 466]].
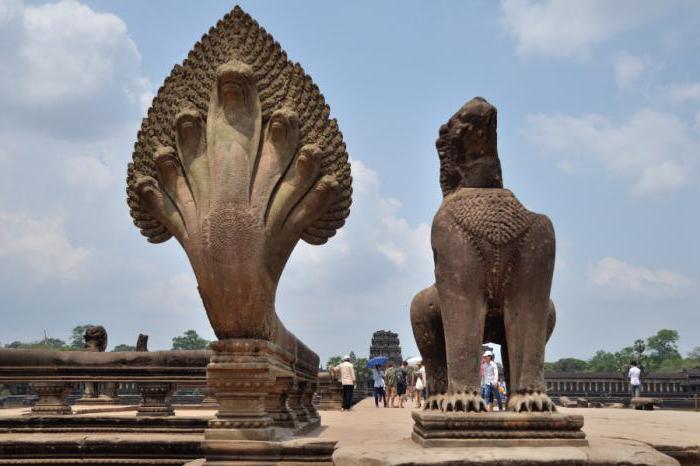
[[667, 81, 700, 104], [589, 256, 692, 297], [526, 109, 697, 195], [614, 52, 650, 90], [63, 155, 116, 192], [0, 0, 152, 136], [279, 159, 433, 361], [134, 272, 201, 316], [0, 212, 91, 282], [500, 0, 669, 59]]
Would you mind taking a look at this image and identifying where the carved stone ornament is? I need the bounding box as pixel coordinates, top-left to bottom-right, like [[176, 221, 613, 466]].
[[126, 6, 352, 346]]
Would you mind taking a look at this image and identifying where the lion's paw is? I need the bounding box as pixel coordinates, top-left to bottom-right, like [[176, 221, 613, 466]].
[[507, 391, 556, 413], [424, 391, 486, 413]]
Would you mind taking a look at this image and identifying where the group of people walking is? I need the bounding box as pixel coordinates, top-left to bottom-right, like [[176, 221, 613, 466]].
[[335, 352, 508, 412], [336, 352, 645, 412], [333, 355, 428, 411], [371, 360, 426, 408]]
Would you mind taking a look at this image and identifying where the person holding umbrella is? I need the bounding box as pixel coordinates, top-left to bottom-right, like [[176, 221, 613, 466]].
[[335, 355, 356, 411], [367, 356, 389, 408]]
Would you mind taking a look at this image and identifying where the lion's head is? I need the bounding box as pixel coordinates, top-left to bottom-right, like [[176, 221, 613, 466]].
[[436, 97, 503, 196], [83, 325, 108, 352]]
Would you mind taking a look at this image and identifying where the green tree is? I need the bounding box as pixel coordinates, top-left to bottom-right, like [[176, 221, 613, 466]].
[[646, 329, 681, 371], [69, 325, 92, 349], [171, 330, 210, 350], [326, 356, 342, 370], [5, 338, 68, 350], [544, 358, 589, 372], [355, 357, 370, 381], [588, 350, 618, 372], [687, 346, 700, 361], [113, 344, 136, 352]]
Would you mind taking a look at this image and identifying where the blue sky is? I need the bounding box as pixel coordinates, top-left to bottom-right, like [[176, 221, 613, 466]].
[[0, 0, 698, 364]]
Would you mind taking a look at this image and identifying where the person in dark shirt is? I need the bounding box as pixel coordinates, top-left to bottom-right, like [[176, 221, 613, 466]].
[[395, 361, 409, 408]]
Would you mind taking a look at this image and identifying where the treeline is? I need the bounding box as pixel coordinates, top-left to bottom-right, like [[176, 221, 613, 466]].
[[545, 329, 700, 374], [2, 327, 211, 352]]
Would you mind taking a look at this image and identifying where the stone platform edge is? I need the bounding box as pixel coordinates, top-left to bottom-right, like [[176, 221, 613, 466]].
[[412, 410, 588, 447]]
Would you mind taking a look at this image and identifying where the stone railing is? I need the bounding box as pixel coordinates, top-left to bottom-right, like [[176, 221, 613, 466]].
[[545, 370, 700, 408], [0, 348, 208, 416]]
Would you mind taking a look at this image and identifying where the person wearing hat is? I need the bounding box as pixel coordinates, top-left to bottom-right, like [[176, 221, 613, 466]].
[[480, 351, 499, 412], [335, 355, 356, 411]]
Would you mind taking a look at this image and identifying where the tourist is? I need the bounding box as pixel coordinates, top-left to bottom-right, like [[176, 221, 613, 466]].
[[385, 362, 397, 407], [405, 363, 416, 403], [498, 378, 507, 409], [372, 365, 387, 408], [335, 355, 356, 411], [415, 362, 426, 407], [481, 351, 499, 412], [395, 361, 408, 408], [628, 361, 642, 398]]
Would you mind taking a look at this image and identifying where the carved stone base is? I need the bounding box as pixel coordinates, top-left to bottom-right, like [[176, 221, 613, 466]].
[[137, 382, 174, 416], [206, 339, 283, 439], [412, 411, 588, 447], [30, 382, 73, 415]]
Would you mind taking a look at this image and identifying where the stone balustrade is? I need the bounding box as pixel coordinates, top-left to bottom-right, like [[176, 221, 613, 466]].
[[544, 370, 700, 408], [0, 347, 322, 424], [0, 349, 207, 415]]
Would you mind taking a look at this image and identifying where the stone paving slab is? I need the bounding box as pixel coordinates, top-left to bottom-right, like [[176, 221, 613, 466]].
[[318, 398, 700, 465]]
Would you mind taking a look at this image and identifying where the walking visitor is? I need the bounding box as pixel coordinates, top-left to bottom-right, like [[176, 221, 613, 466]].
[[415, 362, 426, 408], [481, 351, 499, 412], [629, 361, 642, 398], [335, 355, 356, 411], [396, 361, 408, 408], [372, 365, 387, 408], [385, 362, 397, 407]]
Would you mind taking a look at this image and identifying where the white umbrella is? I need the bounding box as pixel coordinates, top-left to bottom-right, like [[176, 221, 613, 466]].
[[406, 356, 422, 366]]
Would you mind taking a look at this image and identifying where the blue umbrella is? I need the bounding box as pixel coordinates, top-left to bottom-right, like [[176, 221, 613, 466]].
[[367, 356, 389, 368]]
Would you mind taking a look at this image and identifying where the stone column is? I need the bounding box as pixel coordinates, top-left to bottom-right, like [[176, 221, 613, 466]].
[[30, 382, 73, 415], [301, 379, 320, 423], [287, 380, 311, 424], [137, 382, 174, 416], [265, 375, 298, 429]]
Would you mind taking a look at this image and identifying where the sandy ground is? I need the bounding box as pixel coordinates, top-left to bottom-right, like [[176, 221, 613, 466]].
[[316, 397, 700, 449]]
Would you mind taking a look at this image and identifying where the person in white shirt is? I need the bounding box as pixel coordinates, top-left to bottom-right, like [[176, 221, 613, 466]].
[[481, 351, 499, 412], [628, 361, 642, 398], [335, 355, 356, 411]]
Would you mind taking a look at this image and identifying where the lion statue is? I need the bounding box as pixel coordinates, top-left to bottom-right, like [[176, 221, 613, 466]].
[[83, 325, 107, 352], [410, 97, 557, 413]]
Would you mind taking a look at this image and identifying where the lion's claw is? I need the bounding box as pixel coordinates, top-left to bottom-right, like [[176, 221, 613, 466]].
[[424, 391, 487, 413], [507, 391, 556, 413]]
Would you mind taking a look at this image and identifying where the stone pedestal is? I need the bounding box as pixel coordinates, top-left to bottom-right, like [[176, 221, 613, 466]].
[[316, 372, 343, 411], [412, 411, 588, 447], [30, 382, 73, 415], [205, 339, 282, 440], [203, 339, 332, 465], [137, 382, 174, 416]]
